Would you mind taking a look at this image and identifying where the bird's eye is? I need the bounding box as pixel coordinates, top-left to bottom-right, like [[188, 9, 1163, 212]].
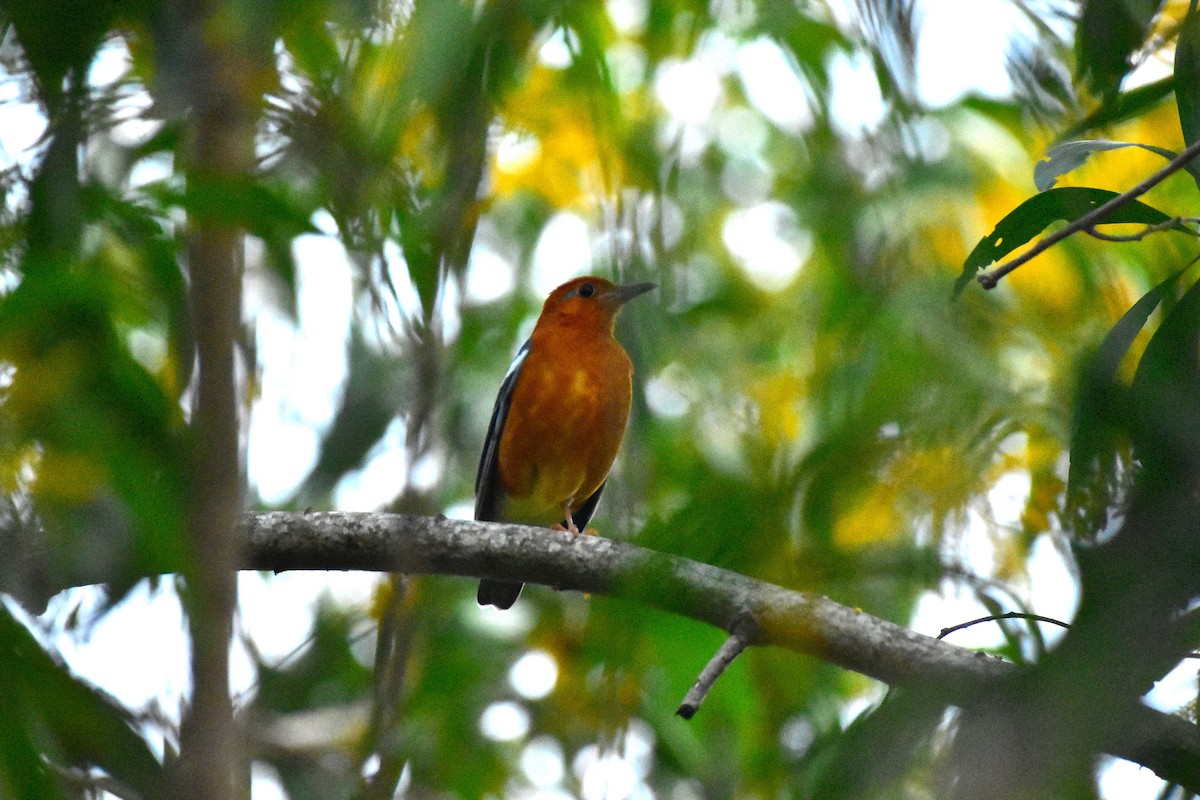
[[578, 283, 595, 298]]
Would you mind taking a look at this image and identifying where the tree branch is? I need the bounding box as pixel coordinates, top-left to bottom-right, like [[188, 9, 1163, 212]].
[[676, 630, 749, 719], [242, 511, 1200, 791], [977, 137, 1200, 289]]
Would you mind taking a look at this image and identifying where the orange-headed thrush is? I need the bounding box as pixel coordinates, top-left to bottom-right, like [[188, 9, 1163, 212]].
[[474, 276, 656, 609]]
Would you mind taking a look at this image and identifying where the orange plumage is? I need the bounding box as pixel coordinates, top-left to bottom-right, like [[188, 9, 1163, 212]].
[[474, 276, 655, 609]]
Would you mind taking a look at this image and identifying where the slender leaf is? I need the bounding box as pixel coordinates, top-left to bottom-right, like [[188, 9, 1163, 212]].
[[802, 690, 947, 800], [1177, 1, 1200, 148], [1063, 76, 1174, 138], [1034, 140, 1189, 191], [150, 177, 319, 299], [1076, 0, 1164, 97], [956, 187, 1178, 293], [1066, 272, 1179, 537], [0, 0, 113, 110], [1128, 274, 1200, 468], [0, 602, 164, 799]]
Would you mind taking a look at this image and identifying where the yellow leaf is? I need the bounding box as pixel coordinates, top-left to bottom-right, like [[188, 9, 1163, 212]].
[[750, 372, 804, 445], [34, 450, 107, 504], [833, 484, 900, 549], [493, 67, 621, 207]]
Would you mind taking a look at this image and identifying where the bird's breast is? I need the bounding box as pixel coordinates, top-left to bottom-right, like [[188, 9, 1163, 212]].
[[496, 332, 633, 525]]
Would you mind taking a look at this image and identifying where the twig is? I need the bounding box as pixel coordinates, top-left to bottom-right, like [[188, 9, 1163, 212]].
[[978, 137, 1200, 289], [937, 611, 1200, 659], [937, 612, 1071, 640], [360, 576, 416, 800], [676, 630, 750, 719], [1084, 217, 1200, 242]]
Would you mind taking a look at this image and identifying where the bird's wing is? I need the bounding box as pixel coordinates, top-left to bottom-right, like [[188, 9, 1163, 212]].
[[475, 339, 531, 521], [568, 479, 607, 530]]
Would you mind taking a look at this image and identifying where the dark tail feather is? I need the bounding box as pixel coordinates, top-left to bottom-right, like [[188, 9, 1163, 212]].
[[477, 579, 523, 610]]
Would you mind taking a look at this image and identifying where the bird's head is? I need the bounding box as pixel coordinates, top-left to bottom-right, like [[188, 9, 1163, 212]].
[[537, 276, 657, 331]]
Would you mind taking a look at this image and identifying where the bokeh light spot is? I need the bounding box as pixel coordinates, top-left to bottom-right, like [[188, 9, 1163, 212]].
[[480, 701, 531, 742], [510, 649, 559, 700]]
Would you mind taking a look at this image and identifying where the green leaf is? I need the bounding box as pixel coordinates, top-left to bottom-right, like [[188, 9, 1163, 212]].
[[0, 603, 165, 799], [801, 690, 946, 800], [955, 187, 1178, 294], [1128, 273, 1200, 469], [1176, 1, 1200, 148], [1063, 76, 1174, 138], [1076, 0, 1165, 98], [1066, 272, 1178, 538], [1034, 140, 1187, 191], [0, 264, 189, 594], [25, 91, 83, 265], [1, 0, 114, 110], [153, 177, 318, 294], [278, 0, 346, 89], [1081, 274, 1177, 434]]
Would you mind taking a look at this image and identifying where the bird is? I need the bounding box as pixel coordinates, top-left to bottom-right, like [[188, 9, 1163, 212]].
[[474, 276, 656, 609]]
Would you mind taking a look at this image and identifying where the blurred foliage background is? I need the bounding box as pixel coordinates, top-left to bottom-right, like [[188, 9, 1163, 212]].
[[0, 0, 1199, 797]]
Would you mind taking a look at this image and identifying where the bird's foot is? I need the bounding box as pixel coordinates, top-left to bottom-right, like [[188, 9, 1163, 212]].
[[551, 522, 598, 536], [558, 502, 581, 534]]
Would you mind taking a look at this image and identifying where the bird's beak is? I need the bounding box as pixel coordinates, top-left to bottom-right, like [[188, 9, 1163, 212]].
[[603, 281, 657, 309]]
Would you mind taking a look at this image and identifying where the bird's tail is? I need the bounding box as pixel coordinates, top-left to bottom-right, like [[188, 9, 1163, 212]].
[[477, 579, 523, 610]]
